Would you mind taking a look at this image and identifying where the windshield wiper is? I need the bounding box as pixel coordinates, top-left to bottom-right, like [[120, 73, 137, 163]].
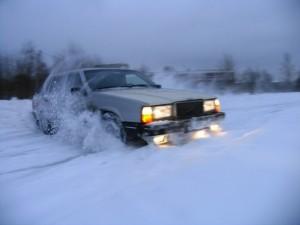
[[95, 84, 160, 90], [95, 85, 130, 90], [126, 84, 161, 88], [126, 84, 150, 87], [95, 84, 149, 90]]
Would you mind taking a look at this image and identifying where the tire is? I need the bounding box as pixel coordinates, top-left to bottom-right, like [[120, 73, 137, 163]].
[[102, 112, 127, 143], [32, 112, 40, 127], [39, 118, 58, 135]]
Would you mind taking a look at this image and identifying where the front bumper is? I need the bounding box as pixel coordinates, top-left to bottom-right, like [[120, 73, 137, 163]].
[[141, 112, 225, 145]]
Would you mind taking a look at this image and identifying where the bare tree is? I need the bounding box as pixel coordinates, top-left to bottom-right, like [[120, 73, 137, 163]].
[[163, 65, 175, 72], [219, 54, 236, 85], [241, 68, 260, 93], [256, 70, 272, 92], [0, 54, 3, 97], [296, 71, 300, 91], [15, 42, 49, 95], [280, 53, 295, 83]]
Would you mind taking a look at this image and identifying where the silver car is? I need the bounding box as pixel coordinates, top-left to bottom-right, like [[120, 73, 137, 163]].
[[32, 68, 225, 145]]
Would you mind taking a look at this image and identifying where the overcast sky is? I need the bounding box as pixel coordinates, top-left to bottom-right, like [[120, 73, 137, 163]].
[[0, 0, 299, 72]]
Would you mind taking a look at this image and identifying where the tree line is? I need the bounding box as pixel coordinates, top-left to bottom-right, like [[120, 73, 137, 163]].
[[162, 54, 300, 94], [0, 43, 300, 99], [0, 42, 103, 99], [0, 42, 48, 99]]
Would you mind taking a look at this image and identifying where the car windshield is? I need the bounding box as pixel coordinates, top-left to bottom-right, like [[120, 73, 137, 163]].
[[84, 69, 156, 90]]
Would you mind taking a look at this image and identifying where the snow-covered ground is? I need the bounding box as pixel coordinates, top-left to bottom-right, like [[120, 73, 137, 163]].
[[1, 93, 300, 225]]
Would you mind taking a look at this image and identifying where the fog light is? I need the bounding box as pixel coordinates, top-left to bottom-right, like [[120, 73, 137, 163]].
[[209, 124, 222, 132], [192, 130, 209, 139], [153, 135, 169, 145]]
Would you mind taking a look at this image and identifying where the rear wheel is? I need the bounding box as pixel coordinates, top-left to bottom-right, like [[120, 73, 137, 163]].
[[39, 118, 58, 135], [102, 112, 127, 143]]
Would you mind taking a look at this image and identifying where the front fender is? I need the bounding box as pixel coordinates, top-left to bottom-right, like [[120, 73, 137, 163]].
[[88, 92, 146, 122]]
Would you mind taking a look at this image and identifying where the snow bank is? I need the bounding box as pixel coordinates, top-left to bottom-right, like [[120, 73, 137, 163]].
[[1, 93, 300, 225]]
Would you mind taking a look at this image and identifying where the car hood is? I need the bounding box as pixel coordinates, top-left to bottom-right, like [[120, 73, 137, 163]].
[[96, 88, 215, 105]]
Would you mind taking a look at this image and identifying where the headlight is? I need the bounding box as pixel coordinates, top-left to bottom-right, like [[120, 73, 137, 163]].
[[141, 105, 172, 124], [141, 106, 153, 124], [203, 100, 215, 112], [153, 105, 172, 119], [203, 99, 221, 113], [214, 99, 221, 112]]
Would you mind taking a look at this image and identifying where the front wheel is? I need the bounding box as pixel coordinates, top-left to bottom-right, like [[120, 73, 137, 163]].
[[39, 118, 58, 135], [102, 112, 127, 143]]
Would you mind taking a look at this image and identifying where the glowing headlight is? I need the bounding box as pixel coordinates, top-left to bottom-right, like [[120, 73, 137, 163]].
[[153, 105, 172, 120], [203, 99, 221, 113], [141, 105, 172, 124], [203, 100, 215, 112], [141, 106, 153, 124], [214, 99, 221, 112]]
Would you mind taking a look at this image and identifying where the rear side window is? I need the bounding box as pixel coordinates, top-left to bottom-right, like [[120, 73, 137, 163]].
[[45, 75, 66, 94], [66, 72, 83, 91]]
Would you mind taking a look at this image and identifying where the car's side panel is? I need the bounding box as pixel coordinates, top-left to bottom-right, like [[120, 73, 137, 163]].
[[88, 92, 146, 122]]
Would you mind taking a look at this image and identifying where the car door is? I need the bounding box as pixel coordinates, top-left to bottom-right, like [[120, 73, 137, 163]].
[[37, 75, 66, 120], [65, 72, 87, 114]]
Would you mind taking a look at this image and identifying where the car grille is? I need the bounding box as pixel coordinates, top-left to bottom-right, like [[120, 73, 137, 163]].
[[176, 100, 203, 120]]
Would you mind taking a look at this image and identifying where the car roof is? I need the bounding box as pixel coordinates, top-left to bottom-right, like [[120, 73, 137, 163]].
[[51, 68, 137, 76]]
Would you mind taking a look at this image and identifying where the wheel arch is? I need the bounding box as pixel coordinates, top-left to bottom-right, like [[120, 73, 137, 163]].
[[99, 108, 124, 121]]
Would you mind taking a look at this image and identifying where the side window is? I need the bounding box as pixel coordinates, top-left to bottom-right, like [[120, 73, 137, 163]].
[[46, 76, 66, 94], [43, 77, 55, 94], [41, 77, 52, 94], [67, 72, 83, 90]]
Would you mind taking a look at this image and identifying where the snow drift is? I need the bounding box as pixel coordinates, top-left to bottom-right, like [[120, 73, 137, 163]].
[[1, 92, 300, 225]]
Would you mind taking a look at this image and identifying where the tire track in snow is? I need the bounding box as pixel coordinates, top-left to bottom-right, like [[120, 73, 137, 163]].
[[0, 154, 83, 176]]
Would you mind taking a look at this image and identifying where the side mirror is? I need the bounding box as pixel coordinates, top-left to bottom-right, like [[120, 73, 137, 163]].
[[70, 87, 81, 93], [70, 87, 87, 96]]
